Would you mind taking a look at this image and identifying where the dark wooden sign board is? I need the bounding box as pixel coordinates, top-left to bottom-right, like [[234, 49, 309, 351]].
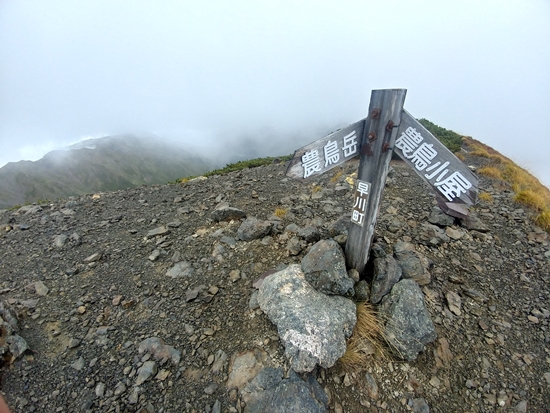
[[286, 89, 479, 276]]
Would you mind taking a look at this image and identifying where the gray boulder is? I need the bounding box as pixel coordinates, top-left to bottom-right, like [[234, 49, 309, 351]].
[[301, 239, 354, 296], [380, 279, 436, 361], [242, 368, 327, 413], [258, 265, 356, 372], [428, 206, 455, 227], [238, 217, 273, 241], [393, 242, 431, 286], [211, 203, 247, 222], [370, 255, 402, 304]]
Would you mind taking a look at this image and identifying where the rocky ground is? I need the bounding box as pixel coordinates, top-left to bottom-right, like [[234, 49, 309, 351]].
[[0, 150, 549, 413]]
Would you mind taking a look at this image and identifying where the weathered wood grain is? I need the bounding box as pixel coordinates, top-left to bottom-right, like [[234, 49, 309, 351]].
[[345, 89, 407, 276]]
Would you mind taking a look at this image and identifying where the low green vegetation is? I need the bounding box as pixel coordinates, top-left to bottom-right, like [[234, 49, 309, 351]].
[[174, 155, 293, 183], [418, 118, 464, 153]]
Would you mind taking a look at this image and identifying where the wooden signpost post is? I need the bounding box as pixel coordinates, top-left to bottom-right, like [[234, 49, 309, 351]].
[[286, 89, 478, 276]]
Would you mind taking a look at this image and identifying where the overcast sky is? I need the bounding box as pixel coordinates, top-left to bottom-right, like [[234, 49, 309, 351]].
[[1, 1, 549, 186]]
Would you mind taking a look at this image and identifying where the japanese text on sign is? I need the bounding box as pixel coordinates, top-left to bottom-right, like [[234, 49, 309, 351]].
[[395, 127, 472, 202], [301, 131, 359, 178], [351, 180, 371, 226]]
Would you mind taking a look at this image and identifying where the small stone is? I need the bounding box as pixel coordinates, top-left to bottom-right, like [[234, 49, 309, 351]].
[[527, 315, 539, 323], [84, 252, 102, 263], [68, 338, 81, 349], [229, 270, 240, 282], [208, 286, 219, 295], [155, 369, 170, 381], [515, 400, 527, 413], [136, 361, 157, 385], [429, 376, 440, 388], [166, 261, 194, 278], [465, 379, 478, 388], [114, 382, 127, 396], [71, 357, 85, 371], [446, 291, 462, 316], [411, 398, 430, 413], [364, 372, 378, 400], [146, 226, 170, 238], [204, 382, 218, 395], [112, 295, 123, 306], [95, 382, 105, 398], [543, 372, 550, 384], [148, 250, 161, 261], [128, 388, 140, 404], [121, 299, 136, 309]]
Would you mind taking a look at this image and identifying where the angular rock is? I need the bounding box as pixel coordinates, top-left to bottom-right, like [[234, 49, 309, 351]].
[[445, 227, 464, 240], [428, 206, 455, 227], [226, 348, 270, 391], [138, 337, 181, 365], [380, 279, 436, 361], [258, 265, 356, 372], [286, 236, 305, 256], [211, 203, 246, 222], [166, 261, 194, 278], [419, 223, 450, 246], [136, 361, 158, 385], [53, 234, 68, 248], [146, 226, 170, 238], [297, 226, 321, 243], [445, 291, 462, 316], [364, 372, 379, 400], [71, 356, 85, 371], [301, 239, 354, 296], [210, 350, 228, 375], [370, 255, 402, 304], [6, 335, 28, 359], [354, 280, 370, 302], [83, 252, 102, 263], [459, 213, 489, 233], [327, 215, 351, 238], [26, 281, 49, 296], [237, 217, 273, 242], [393, 242, 431, 286], [242, 367, 327, 413]]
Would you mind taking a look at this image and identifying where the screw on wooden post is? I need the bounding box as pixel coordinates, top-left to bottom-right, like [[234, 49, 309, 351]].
[[345, 89, 407, 276]]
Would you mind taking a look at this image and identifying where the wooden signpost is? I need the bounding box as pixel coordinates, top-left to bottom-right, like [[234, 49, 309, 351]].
[[286, 89, 478, 276]]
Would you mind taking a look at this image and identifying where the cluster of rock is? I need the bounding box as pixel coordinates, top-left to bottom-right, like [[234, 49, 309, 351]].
[[0, 299, 28, 364]]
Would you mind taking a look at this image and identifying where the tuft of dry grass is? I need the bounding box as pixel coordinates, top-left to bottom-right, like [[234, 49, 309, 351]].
[[478, 192, 493, 203], [274, 208, 287, 218], [454, 152, 465, 161], [514, 190, 546, 211], [330, 168, 343, 183], [535, 210, 550, 231], [478, 166, 502, 180], [338, 303, 389, 371], [311, 185, 322, 194]]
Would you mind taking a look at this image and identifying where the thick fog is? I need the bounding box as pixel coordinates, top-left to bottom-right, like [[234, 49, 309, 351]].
[[0, 1, 549, 185]]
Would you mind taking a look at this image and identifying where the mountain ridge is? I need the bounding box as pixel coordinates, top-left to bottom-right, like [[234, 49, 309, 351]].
[[0, 135, 214, 209]]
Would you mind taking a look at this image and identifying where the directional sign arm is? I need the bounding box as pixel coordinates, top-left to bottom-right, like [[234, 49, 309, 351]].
[[394, 110, 478, 209]]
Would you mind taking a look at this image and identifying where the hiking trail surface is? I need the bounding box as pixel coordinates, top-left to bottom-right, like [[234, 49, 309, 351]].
[[1, 152, 549, 412]]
